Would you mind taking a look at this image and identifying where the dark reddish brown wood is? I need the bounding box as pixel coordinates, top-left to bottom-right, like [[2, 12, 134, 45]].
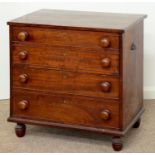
[[112, 136, 123, 151], [101, 57, 111, 68], [122, 21, 144, 129], [12, 65, 120, 99], [12, 88, 120, 129], [7, 9, 147, 151], [11, 44, 120, 75], [17, 100, 29, 110], [8, 107, 144, 137], [15, 123, 26, 137], [101, 81, 111, 92], [17, 31, 29, 41], [18, 73, 29, 83], [7, 9, 147, 33], [100, 38, 110, 48], [11, 26, 121, 50], [101, 109, 111, 120], [18, 50, 28, 60]]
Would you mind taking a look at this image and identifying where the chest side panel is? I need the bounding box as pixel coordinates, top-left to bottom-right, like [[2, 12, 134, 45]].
[[122, 21, 144, 129]]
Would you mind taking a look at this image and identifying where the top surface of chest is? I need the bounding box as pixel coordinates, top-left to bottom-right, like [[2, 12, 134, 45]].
[[8, 9, 146, 33]]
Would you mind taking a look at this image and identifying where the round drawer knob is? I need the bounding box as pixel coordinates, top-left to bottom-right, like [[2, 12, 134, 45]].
[[101, 58, 111, 68], [100, 38, 110, 48], [101, 81, 111, 92], [17, 31, 29, 41], [18, 51, 28, 60], [19, 74, 29, 83], [17, 100, 29, 110], [101, 109, 111, 120]]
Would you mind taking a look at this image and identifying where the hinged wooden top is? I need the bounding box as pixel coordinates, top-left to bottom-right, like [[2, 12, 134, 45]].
[[8, 9, 147, 33]]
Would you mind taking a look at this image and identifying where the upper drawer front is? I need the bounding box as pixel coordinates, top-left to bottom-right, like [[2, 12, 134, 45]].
[[13, 66, 120, 99], [12, 88, 120, 129], [11, 26, 120, 50], [12, 45, 120, 75]]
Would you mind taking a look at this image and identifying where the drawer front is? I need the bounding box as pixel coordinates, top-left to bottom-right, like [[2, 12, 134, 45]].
[[12, 66, 120, 99], [12, 89, 120, 129], [11, 26, 120, 50], [12, 45, 120, 75]]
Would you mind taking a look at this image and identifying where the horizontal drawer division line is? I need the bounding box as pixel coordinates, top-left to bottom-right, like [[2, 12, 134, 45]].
[[8, 23, 125, 34], [11, 43, 121, 53], [12, 64, 120, 77], [11, 26, 122, 37], [11, 42, 121, 52], [12, 87, 121, 101], [12, 87, 121, 102]]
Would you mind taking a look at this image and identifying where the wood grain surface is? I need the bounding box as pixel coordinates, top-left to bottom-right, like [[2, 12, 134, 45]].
[[12, 44, 120, 75], [12, 88, 120, 129]]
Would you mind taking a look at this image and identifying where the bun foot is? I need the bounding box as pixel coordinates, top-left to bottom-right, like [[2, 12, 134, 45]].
[[133, 118, 141, 128], [15, 123, 26, 137], [112, 136, 123, 151]]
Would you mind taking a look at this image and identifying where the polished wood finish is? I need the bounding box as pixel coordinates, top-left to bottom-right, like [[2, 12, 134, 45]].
[[8, 9, 146, 33], [122, 21, 144, 129], [101, 109, 111, 120], [17, 31, 29, 41], [12, 88, 120, 129], [101, 81, 111, 92], [12, 65, 120, 99], [11, 26, 120, 50], [100, 38, 110, 48], [18, 73, 29, 83], [112, 136, 123, 151], [8, 9, 147, 151], [12, 44, 120, 75], [18, 50, 28, 60], [101, 57, 111, 68], [8, 107, 144, 137], [15, 123, 26, 137], [17, 100, 29, 110]]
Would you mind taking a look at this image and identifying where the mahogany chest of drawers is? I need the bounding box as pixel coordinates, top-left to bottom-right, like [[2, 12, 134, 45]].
[[8, 9, 147, 151]]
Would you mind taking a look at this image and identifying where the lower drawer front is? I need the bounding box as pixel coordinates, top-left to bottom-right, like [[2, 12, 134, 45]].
[[11, 89, 120, 129]]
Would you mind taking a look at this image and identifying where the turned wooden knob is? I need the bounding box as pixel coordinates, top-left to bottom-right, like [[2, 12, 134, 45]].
[[18, 51, 28, 60], [100, 38, 110, 48], [19, 74, 29, 83], [101, 82, 111, 92], [101, 109, 111, 120], [17, 100, 29, 110], [17, 31, 29, 41], [101, 58, 111, 68]]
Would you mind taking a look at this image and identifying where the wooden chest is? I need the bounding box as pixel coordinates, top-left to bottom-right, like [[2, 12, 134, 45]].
[[8, 9, 147, 151]]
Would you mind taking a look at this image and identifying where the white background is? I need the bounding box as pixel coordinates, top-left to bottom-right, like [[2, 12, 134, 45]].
[[0, 2, 155, 100]]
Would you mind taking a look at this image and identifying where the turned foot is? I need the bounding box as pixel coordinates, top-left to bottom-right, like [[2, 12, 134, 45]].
[[15, 123, 26, 137], [112, 136, 123, 151], [133, 118, 141, 128]]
